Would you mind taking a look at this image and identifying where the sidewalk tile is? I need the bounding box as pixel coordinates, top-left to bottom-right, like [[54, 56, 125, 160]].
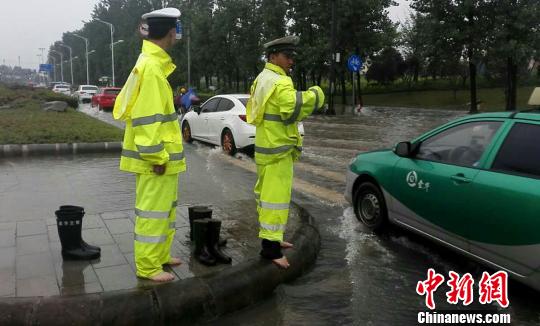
[[91, 244, 128, 269], [0, 270, 15, 296], [95, 265, 138, 291], [0, 230, 15, 248], [0, 222, 16, 231], [17, 275, 59, 297], [17, 220, 46, 237], [16, 252, 55, 280], [16, 234, 49, 256], [81, 228, 115, 246], [82, 214, 106, 229], [104, 218, 133, 235], [101, 211, 130, 220], [47, 225, 60, 242], [112, 233, 134, 254], [55, 261, 98, 287], [0, 247, 15, 271], [61, 282, 103, 296]]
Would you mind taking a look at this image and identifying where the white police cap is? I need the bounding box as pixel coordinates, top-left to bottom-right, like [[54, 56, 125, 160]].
[[142, 8, 181, 20]]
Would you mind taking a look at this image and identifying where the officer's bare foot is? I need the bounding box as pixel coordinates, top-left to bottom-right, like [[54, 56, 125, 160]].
[[272, 256, 290, 269], [280, 241, 294, 249], [149, 271, 175, 282], [165, 257, 182, 266]]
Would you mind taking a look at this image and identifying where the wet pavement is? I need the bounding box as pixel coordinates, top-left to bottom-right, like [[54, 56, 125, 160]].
[[3, 103, 538, 324], [0, 148, 301, 298]]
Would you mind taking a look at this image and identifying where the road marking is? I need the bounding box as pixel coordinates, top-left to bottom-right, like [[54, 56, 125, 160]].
[[220, 154, 347, 205]]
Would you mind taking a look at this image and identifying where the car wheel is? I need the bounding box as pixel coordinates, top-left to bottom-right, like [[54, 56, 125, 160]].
[[353, 181, 388, 231], [221, 129, 237, 155], [182, 121, 193, 143]]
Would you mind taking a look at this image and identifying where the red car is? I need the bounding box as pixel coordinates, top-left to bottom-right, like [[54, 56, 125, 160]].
[[91, 87, 121, 111]]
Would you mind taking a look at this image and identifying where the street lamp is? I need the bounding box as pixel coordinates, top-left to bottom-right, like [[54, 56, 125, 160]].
[[50, 49, 63, 82], [95, 18, 116, 86], [48, 55, 57, 82], [39, 47, 45, 63], [58, 43, 73, 86], [71, 33, 90, 85]]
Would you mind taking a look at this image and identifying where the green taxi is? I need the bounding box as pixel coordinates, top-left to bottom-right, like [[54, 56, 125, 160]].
[[344, 110, 540, 290]]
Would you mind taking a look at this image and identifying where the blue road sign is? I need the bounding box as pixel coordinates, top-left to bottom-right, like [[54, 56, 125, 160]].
[[39, 64, 53, 73], [347, 55, 363, 72]]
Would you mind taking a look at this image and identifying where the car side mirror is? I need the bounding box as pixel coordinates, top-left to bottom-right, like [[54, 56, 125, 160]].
[[394, 141, 413, 157], [193, 106, 201, 114]]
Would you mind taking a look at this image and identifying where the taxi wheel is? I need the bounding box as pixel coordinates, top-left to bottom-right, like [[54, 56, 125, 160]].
[[182, 121, 193, 143], [221, 129, 237, 156], [353, 181, 388, 231]]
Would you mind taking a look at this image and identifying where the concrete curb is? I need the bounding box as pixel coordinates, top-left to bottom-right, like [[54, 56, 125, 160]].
[[0, 204, 321, 325], [0, 142, 122, 158]]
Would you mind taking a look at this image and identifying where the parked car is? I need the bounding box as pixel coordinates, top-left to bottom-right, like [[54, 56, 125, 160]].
[[74, 85, 98, 103], [51, 83, 71, 96], [345, 110, 540, 291], [91, 87, 121, 111], [181, 94, 305, 155]]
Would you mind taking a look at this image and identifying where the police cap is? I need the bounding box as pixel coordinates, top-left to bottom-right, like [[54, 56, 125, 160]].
[[264, 35, 299, 56], [142, 8, 181, 28]]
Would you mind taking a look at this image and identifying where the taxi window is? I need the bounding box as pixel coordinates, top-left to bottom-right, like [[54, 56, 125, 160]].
[[491, 123, 540, 177], [415, 121, 502, 167]]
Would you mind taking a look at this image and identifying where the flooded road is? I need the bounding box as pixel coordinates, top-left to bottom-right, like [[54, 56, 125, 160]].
[[78, 104, 539, 325]]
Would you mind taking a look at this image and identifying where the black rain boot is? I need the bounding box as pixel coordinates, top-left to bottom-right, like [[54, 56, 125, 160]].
[[188, 206, 228, 247], [59, 205, 101, 252], [206, 219, 232, 264], [260, 239, 283, 260], [55, 210, 100, 260], [188, 206, 210, 241], [193, 219, 216, 266]]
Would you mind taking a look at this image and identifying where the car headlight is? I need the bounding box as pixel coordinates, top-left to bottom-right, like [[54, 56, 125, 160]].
[[349, 156, 357, 165]]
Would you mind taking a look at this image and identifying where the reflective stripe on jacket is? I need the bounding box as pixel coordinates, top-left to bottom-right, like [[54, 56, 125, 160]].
[[249, 62, 325, 165], [114, 40, 186, 175]]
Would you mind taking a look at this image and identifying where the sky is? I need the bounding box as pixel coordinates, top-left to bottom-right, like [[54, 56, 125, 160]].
[[0, 0, 411, 70]]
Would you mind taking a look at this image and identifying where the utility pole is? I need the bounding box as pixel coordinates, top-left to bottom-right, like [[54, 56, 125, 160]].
[[187, 0, 191, 88], [49, 55, 57, 82], [72, 34, 90, 85], [50, 50, 64, 82], [95, 19, 116, 86], [59, 43, 73, 86], [328, 0, 337, 115]]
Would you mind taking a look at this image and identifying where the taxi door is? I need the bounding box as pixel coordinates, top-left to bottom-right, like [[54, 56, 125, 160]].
[[390, 121, 503, 251]]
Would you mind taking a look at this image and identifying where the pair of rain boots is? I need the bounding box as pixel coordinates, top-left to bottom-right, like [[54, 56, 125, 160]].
[[189, 207, 231, 266], [55, 205, 101, 260]]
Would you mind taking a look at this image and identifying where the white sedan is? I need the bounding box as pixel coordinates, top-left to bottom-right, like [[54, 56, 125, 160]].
[[181, 94, 304, 155], [74, 85, 98, 103]]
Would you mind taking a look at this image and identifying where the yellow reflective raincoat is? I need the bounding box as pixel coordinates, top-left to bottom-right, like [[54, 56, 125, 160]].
[[114, 40, 185, 278], [114, 40, 186, 175], [248, 62, 324, 242]]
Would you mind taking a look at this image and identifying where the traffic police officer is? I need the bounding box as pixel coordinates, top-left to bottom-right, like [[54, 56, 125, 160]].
[[247, 36, 325, 268], [113, 7, 185, 282]]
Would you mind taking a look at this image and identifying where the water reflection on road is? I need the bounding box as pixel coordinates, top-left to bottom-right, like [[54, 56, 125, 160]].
[[77, 104, 538, 325]]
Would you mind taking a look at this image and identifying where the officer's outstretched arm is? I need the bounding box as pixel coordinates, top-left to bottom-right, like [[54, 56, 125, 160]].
[[276, 80, 325, 124], [131, 65, 170, 165]]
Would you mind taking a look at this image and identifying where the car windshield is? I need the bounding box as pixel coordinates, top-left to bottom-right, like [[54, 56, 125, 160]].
[[238, 98, 249, 107], [104, 89, 120, 95], [82, 86, 97, 91], [56, 85, 69, 89]]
